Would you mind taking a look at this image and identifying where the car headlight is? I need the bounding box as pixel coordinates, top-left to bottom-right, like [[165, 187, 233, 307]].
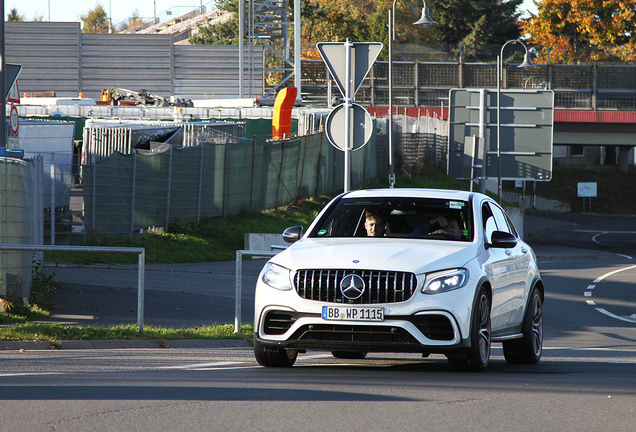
[[422, 268, 469, 294], [261, 262, 293, 291]]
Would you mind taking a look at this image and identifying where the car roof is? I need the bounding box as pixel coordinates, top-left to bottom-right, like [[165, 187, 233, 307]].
[[342, 188, 478, 201]]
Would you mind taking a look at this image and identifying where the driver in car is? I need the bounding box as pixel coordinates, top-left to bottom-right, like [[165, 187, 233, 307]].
[[411, 215, 463, 239], [364, 212, 385, 237]]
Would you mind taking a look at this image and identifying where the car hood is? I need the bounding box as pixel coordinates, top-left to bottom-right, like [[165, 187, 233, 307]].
[[271, 238, 479, 275]]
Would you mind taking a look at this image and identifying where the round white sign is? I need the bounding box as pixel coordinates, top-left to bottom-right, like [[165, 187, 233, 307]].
[[9, 104, 19, 136]]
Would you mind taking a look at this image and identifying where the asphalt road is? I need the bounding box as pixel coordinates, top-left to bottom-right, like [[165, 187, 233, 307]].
[[530, 210, 636, 258], [42, 259, 267, 328], [2, 213, 632, 431], [3, 257, 636, 431]]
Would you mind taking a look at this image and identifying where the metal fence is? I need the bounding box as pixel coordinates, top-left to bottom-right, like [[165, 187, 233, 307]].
[[298, 60, 636, 110], [82, 120, 245, 164], [81, 129, 378, 237], [0, 156, 44, 299]]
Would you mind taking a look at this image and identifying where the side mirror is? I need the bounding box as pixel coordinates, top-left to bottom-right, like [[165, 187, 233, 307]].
[[489, 231, 518, 249], [282, 226, 304, 244]]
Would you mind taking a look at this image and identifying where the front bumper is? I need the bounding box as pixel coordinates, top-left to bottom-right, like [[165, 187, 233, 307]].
[[254, 306, 471, 355]]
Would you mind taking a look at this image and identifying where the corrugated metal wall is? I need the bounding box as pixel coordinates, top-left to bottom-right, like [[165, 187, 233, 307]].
[[5, 22, 263, 101], [80, 34, 174, 98], [174, 45, 262, 99], [6, 22, 81, 96]]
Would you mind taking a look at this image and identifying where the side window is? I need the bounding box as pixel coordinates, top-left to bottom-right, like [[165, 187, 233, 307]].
[[481, 204, 494, 229], [504, 213, 519, 238], [489, 203, 513, 235]]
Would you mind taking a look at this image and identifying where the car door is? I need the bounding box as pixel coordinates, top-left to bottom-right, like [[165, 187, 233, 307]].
[[487, 202, 528, 330]]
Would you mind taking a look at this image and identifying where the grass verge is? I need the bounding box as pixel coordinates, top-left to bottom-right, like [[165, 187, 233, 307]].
[[0, 323, 253, 343]]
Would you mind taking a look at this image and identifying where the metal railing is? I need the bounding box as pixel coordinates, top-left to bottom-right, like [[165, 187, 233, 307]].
[[234, 250, 278, 333], [0, 245, 147, 331], [297, 60, 636, 109]]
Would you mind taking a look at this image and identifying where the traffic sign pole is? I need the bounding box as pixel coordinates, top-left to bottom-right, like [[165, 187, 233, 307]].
[[1, 4, 6, 148], [317, 40, 383, 193], [344, 39, 353, 192]]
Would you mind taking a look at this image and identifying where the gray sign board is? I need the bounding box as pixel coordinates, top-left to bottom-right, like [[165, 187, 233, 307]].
[[448, 89, 554, 181]]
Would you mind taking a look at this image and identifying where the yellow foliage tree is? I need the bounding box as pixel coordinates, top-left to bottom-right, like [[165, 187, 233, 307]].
[[521, 0, 636, 63]]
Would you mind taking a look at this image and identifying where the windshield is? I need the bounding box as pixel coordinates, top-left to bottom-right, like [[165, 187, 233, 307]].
[[310, 197, 473, 241]]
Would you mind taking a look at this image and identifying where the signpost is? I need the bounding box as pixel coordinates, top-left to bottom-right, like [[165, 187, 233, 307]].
[[318, 40, 382, 192], [578, 182, 597, 212]]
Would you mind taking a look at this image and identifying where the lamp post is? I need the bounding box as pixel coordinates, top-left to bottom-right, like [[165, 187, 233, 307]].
[[496, 39, 533, 202], [388, 0, 436, 188]]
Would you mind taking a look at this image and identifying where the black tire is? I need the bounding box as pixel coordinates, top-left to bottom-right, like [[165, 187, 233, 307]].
[[331, 351, 368, 359], [253, 339, 297, 367], [503, 286, 543, 364], [448, 286, 491, 372]]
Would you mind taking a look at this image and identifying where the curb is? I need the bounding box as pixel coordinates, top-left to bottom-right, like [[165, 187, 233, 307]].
[[0, 339, 252, 351]]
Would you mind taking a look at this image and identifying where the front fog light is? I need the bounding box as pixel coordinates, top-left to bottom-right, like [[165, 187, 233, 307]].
[[261, 262, 293, 291], [422, 268, 469, 294]]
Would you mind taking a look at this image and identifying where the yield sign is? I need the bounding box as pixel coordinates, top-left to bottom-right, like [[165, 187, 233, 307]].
[[317, 41, 383, 97], [5, 64, 21, 100]]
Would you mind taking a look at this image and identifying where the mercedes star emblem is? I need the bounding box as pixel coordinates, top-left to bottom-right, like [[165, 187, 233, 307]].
[[340, 274, 365, 300]]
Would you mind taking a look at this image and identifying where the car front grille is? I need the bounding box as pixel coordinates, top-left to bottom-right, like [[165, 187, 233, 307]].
[[292, 324, 417, 345], [294, 269, 418, 304]]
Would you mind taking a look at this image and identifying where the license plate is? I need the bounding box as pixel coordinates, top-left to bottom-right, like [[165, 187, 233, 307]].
[[322, 306, 384, 322]]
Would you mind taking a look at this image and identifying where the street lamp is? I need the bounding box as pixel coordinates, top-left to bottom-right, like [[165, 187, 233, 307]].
[[388, 0, 436, 188], [496, 39, 533, 202]]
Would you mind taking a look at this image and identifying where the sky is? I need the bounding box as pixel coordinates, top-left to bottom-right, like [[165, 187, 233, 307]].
[[7, 0, 539, 26], [6, 1, 213, 26]]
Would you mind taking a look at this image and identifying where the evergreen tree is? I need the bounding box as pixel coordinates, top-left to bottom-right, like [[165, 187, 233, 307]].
[[7, 8, 25, 21], [427, 0, 523, 45], [80, 4, 110, 34]]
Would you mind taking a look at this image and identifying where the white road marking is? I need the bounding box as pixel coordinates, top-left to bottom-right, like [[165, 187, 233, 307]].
[[593, 264, 636, 284], [0, 372, 62, 377], [592, 232, 608, 245], [585, 264, 636, 324], [160, 361, 246, 370], [596, 308, 636, 324]]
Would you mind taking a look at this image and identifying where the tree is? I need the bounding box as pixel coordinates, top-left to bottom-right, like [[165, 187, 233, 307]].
[[189, 0, 238, 45], [426, 0, 523, 45], [80, 4, 110, 34], [7, 8, 25, 21], [117, 9, 144, 32], [191, 0, 524, 57], [521, 0, 636, 63]]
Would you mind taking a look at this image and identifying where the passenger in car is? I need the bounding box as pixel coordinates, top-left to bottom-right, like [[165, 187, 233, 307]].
[[364, 211, 386, 237], [411, 215, 463, 239]]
